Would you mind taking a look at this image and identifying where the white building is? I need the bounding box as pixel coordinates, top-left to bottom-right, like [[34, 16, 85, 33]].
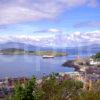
[[90, 58, 100, 65]]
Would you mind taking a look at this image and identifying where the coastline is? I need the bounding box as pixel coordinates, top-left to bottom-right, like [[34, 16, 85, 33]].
[[0, 49, 68, 57], [62, 60, 80, 71]]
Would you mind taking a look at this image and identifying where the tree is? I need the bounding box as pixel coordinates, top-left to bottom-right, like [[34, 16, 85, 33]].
[[13, 76, 44, 100], [10, 74, 100, 100], [92, 52, 100, 61]]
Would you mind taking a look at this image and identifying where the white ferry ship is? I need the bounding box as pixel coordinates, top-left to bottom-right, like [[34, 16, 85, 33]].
[[42, 55, 55, 59]]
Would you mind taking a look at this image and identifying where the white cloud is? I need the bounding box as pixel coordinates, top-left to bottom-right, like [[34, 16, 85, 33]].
[[0, 0, 99, 25], [33, 28, 62, 33], [48, 28, 62, 33], [67, 31, 100, 46], [87, 0, 99, 7], [0, 30, 100, 47]]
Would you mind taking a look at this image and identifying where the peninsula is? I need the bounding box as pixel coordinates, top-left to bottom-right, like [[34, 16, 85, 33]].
[[62, 52, 100, 73]]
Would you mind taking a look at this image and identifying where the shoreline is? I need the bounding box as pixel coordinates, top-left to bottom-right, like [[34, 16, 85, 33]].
[[0, 48, 68, 57], [62, 60, 80, 71]]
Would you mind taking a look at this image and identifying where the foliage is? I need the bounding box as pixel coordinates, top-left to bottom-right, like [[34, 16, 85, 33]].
[[13, 76, 44, 100], [92, 52, 100, 61], [78, 91, 100, 100], [11, 74, 100, 100], [41, 74, 83, 100]]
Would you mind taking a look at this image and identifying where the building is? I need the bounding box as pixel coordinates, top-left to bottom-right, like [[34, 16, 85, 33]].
[[90, 58, 100, 65]]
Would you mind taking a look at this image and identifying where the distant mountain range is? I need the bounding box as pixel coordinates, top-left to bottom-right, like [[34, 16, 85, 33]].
[[0, 42, 58, 51], [0, 42, 100, 55], [0, 42, 39, 51]]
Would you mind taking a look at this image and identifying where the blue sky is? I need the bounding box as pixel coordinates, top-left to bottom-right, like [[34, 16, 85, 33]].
[[0, 0, 100, 47], [0, 0, 100, 36]]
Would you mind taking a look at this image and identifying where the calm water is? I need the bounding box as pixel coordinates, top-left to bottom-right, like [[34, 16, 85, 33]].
[[0, 52, 92, 79], [0, 55, 77, 79]]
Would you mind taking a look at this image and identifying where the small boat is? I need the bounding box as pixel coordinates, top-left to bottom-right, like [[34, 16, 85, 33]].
[[42, 55, 55, 59]]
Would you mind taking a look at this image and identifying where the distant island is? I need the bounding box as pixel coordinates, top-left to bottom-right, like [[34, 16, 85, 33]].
[[0, 48, 68, 57]]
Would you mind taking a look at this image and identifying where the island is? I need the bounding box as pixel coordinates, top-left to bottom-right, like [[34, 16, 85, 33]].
[[0, 48, 68, 57]]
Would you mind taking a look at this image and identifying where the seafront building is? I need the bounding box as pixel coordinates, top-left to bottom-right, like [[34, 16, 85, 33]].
[[90, 58, 100, 65]]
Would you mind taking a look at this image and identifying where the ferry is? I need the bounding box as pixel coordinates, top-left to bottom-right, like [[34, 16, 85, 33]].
[[42, 55, 55, 59], [0, 53, 3, 55]]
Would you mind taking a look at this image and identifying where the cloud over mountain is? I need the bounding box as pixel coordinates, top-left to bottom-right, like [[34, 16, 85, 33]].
[[0, 30, 100, 47]]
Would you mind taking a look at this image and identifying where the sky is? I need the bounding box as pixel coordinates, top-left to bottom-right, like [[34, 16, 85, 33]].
[[0, 0, 100, 47]]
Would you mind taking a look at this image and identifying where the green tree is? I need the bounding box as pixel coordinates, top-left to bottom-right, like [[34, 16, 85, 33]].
[[13, 76, 44, 100], [13, 84, 26, 100], [92, 52, 100, 61]]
